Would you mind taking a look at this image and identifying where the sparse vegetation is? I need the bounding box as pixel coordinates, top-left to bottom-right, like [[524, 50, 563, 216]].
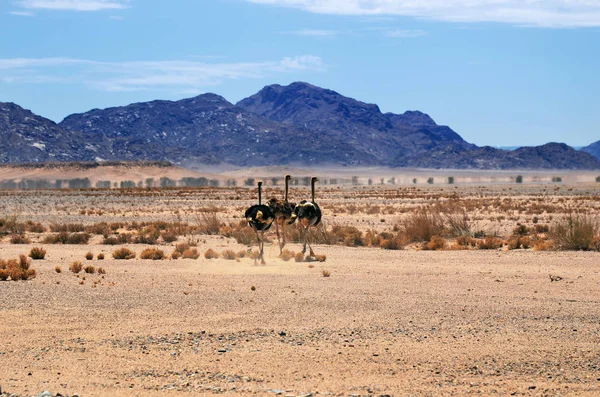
[[84, 265, 96, 274], [204, 249, 219, 259], [550, 214, 600, 251], [29, 247, 47, 260], [112, 247, 136, 260], [140, 248, 166, 260], [0, 255, 36, 281], [69, 261, 83, 273], [85, 251, 94, 260]]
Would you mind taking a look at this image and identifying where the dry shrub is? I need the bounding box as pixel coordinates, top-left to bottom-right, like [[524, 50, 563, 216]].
[[280, 249, 295, 261], [112, 247, 136, 260], [424, 235, 446, 250], [321, 270, 331, 277], [329, 225, 364, 247], [533, 239, 555, 251], [316, 254, 327, 262], [134, 233, 159, 245], [444, 212, 471, 237], [363, 229, 383, 247], [0, 255, 36, 281], [204, 248, 219, 259], [478, 236, 504, 250], [294, 252, 305, 262], [222, 249, 237, 260], [50, 223, 84, 233], [97, 253, 105, 260], [550, 214, 600, 251], [221, 221, 255, 245], [97, 267, 106, 275], [183, 248, 200, 259], [85, 251, 94, 260], [69, 261, 83, 273], [10, 234, 31, 244], [507, 236, 532, 250], [55, 265, 62, 273], [161, 232, 178, 243], [237, 250, 247, 258], [196, 213, 221, 235], [84, 265, 96, 274], [534, 224, 550, 234], [102, 234, 133, 245], [44, 232, 90, 245], [380, 235, 405, 250], [397, 209, 445, 242], [140, 248, 166, 260], [171, 250, 182, 259], [84, 222, 111, 236], [513, 225, 530, 236], [456, 234, 476, 247], [26, 222, 46, 233], [29, 247, 47, 260]]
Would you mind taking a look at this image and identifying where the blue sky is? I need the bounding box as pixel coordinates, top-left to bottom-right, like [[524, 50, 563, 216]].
[[1, 0, 599, 147]]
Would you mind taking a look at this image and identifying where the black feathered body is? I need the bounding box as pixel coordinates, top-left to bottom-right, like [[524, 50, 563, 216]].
[[294, 200, 321, 227], [268, 198, 296, 225], [245, 205, 274, 231]]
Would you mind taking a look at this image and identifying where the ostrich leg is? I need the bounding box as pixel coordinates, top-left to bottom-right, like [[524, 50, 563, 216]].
[[260, 230, 266, 265], [275, 221, 282, 255], [305, 225, 315, 257]]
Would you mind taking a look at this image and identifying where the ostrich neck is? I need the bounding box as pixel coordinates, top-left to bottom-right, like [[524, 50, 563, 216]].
[[258, 185, 262, 205], [311, 180, 315, 203], [285, 179, 289, 201]]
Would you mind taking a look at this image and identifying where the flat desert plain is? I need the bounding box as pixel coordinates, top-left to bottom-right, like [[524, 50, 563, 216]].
[[1, 183, 600, 397]]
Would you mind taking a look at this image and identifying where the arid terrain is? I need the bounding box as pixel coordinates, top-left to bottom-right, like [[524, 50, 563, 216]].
[[1, 180, 600, 397]]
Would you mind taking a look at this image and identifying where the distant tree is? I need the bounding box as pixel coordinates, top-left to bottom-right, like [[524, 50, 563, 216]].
[[427, 177, 434, 184], [368, 178, 373, 186], [244, 178, 255, 187], [145, 178, 154, 188], [209, 179, 219, 187], [448, 176, 455, 184], [516, 175, 523, 183], [351, 176, 359, 186], [160, 177, 176, 187], [412, 178, 417, 184], [120, 180, 136, 189], [596, 176, 600, 183], [95, 180, 111, 189], [69, 178, 91, 189], [552, 176, 562, 183]]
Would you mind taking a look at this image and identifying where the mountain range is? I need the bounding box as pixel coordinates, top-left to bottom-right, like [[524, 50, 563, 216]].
[[1, 82, 599, 169]]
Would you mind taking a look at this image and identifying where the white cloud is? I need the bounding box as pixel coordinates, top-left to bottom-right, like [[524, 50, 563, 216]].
[[10, 10, 34, 16], [287, 28, 339, 36], [19, 0, 130, 11], [0, 56, 327, 92], [247, 0, 600, 28], [385, 29, 427, 37]]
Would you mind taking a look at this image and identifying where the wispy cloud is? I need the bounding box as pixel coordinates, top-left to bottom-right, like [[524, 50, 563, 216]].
[[0, 56, 327, 92], [247, 0, 600, 28], [10, 10, 34, 16], [18, 0, 130, 11], [286, 28, 339, 37], [385, 29, 427, 38]]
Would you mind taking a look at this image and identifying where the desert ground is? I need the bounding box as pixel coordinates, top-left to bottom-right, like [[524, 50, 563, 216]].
[[1, 179, 600, 397]]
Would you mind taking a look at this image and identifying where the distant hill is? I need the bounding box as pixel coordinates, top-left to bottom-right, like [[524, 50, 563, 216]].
[[1, 83, 599, 169], [581, 140, 600, 160]]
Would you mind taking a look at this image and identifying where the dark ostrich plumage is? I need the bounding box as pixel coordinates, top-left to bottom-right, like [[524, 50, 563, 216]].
[[245, 205, 274, 231], [293, 200, 321, 227], [268, 198, 296, 224]]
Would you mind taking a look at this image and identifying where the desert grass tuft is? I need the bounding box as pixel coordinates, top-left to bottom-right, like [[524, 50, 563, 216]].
[[221, 249, 237, 260], [550, 214, 600, 251], [69, 261, 83, 273], [140, 248, 166, 260], [84, 265, 96, 274], [10, 234, 31, 244], [97, 253, 105, 260], [85, 251, 94, 260], [112, 247, 136, 260], [55, 265, 62, 273], [321, 269, 331, 277], [29, 247, 47, 260], [204, 248, 219, 259], [182, 248, 200, 259]]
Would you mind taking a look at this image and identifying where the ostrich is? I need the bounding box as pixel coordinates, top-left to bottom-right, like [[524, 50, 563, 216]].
[[245, 181, 274, 264], [268, 174, 297, 255], [291, 176, 322, 256]]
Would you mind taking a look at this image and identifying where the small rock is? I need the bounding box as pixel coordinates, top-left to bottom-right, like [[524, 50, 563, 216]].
[[528, 385, 537, 390], [217, 349, 227, 353], [35, 392, 52, 397], [279, 331, 286, 337]]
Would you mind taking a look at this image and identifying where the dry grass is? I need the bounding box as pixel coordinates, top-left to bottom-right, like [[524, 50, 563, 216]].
[[0, 255, 36, 281], [112, 247, 136, 260], [97, 253, 105, 260], [97, 267, 106, 275], [204, 248, 219, 259], [85, 251, 94, 260], [182, 248, 200, 259], [84, 265, 96, 274], [424, 235, 446, 250], [29, 247, 47, 260], [196, 213, 221, 235], [102, 234, 133, 245], [44, 232, 91, 245], [221, 249, 237, 260], [397, 209, 445, 242], [10, 234, 31, 244], [550, 214, 600, 251], [321, 270, 331, 277], [69, 261, 83, 273], [477, 236, 504, 250], [55, 265, 62, 273], [140, 248, 166, 260]]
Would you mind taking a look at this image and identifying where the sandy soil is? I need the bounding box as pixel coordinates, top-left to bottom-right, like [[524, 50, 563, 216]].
[[1, 185, 600, 396]]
